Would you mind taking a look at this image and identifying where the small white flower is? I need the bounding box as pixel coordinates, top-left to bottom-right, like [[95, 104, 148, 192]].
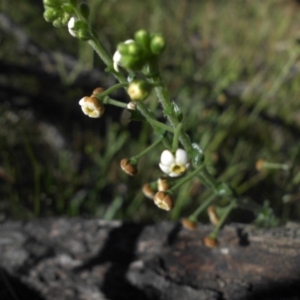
[[112, 39, 134, 72], [79, 97, 104, 118], [68, 17, 77, 37], [159, 149, 190, 177]]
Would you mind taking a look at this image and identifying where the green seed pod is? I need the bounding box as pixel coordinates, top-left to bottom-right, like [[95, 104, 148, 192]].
[[79, 2, 90, 19], [150, 33, 166, 55], [134, 29, 151, 51]]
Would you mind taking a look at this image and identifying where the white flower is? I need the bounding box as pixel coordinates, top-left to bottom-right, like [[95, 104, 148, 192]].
[[159, 149, 190, 177], [112, 39, 134, 72], [68, 17, 77, 37], [79, 97, 104, 118]]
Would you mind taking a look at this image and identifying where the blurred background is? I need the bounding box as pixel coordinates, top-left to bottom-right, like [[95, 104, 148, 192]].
[[1, 0, 300, 224]]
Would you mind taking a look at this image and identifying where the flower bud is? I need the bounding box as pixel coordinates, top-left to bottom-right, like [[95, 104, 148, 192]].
[[43, 0, 59, 7], [255, 159, 264, 171], [79, 96, 105, 118], [127, 102, 136, 110], [127, 80, 151, 101], [120, 159, 137, 176], [142, 183, 156, 199], [79, 2, 90, 19], [91, 87, 104, 97], [68, 0, 77, 5], [181, 218, 198, 230], [153, 191, 173, 211], [207, 206, 220, 225], [43, 9, 58, 22], [53, 18, 63, 27], [203, 236, 219, 248], [150, 33, 166, 55], [134, 29, 151, 51], [62, 4, 74, 14], [157, 177, 169, 192]]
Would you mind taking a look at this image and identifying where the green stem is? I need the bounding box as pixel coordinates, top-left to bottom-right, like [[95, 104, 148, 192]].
[[172, 123, 182, 152], [169, 164, 206, 192], [131, 136, 164, 161], [148, 75, 193, 153], [262, 161, 289, 171], [136, 102, 174, 133], [103, 96, 127, 108], [189, 193, 217, 221], [210, 200, 237, 238], [146, 118, 174, 133], [96, 82, 129, 99]]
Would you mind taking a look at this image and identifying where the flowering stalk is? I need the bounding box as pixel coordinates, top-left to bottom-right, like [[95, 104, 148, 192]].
[[42, 1, 238, 225]]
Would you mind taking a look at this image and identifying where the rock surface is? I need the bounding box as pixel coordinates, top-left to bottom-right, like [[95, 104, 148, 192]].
[[0, 219, 300, 300]]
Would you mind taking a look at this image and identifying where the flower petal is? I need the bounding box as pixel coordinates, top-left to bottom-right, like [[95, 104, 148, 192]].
[[159, 163, 171, 174], [175, 149, 188, 165], [168, 171, 182, 177], [160, 150, 175, 166]]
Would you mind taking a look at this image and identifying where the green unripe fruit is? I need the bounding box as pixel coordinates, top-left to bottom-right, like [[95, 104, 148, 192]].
[[79, 2, 90, 19], [150, 34, 166, 55]]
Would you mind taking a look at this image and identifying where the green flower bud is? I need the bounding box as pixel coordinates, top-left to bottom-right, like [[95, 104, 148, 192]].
[[190, 143, 204, 166], [216, 183, 235, 197], [62, 3, 74, 14], [120, 56, 144, 71], [134, 29, 151, 51], [127, 80, 152, 101], [150, 33, 166, 55], [79, 2, 90, 19], [43, 0, 61, 8], [77, 28, 92, 41], [43, 8, 58, 22], [127, 43, 143, 56], [117, 43, 131, 55], [53, 18, 63, 27], [68, 0, 77, 5]]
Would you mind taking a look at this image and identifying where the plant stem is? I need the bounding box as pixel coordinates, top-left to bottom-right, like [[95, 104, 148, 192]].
[[103, 97, 127, 108], [210, 200, 237, 238], [149, 75, 193, 153], [189, 193, 217, 221], [172, 123, 182, 152], [169, 163, 206, 192], [97, 82, 129, 99], [131, 136, 164, 161]]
